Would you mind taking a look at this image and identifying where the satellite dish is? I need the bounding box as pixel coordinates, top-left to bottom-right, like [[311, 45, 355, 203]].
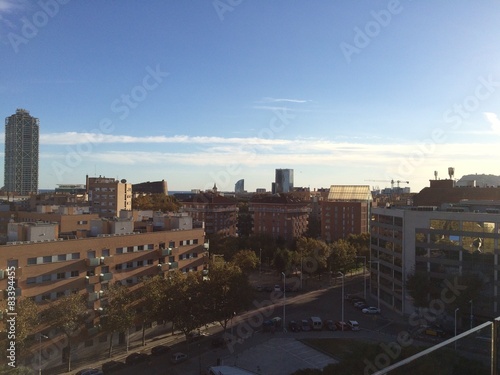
[[120, 179, 127, 183]]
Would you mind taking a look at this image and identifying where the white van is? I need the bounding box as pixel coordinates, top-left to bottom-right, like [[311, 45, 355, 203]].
[[309, 316, 323, 330]]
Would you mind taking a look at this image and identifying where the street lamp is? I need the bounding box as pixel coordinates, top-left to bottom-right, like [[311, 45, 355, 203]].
[[454, 308, 459, 350], [470, 300, 473, 330], [338, 271, 344, 331], [369, 261, 380, 310], [38, 333, 48, 375], [259, 248, 262, 275], [282, 272, 286, 332], [356, 256, 367, 300]]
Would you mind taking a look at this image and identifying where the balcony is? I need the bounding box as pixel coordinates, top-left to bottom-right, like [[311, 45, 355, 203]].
[[158, 248, 172, 257], [100, 256, 110, 265], [100, 273, 113, 282], [86, 258, 100, 267], [88, 292, 100, 302], [86, 275, 100, 284], [168, 262, 178, 269]]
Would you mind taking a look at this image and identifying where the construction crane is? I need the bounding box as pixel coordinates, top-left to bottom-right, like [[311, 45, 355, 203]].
[[365, 180, 409, 189]]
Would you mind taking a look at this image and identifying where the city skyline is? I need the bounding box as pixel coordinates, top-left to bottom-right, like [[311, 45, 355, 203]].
[[1, 1, 500, 192]]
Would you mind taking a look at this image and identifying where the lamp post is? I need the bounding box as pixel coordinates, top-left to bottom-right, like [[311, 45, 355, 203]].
[[39, 333, 48, 375], [356, 256, 366, 300], [454, 308, 459, 350], [469, 300, 473, 330], [338, 271, 344, 331], [282, 272, 286, 332], [369, 261, 380, 310]]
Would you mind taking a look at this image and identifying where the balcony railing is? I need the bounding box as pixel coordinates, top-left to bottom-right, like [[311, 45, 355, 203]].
[[100, 273, 113, 282], [158, 248, 172, 257], [86, 258, 100, 267]]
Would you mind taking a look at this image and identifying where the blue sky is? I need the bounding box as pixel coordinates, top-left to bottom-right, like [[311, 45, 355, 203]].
[[1, 0, 500, 193]]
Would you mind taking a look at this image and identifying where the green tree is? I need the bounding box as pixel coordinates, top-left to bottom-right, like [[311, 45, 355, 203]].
[[273, 248, 293, 274], [202, 263, 254, 332], [133, 193, 180, 211], [328, 239, 356, 274], [170, 272, 205, 339], [15, 298, 40, 351], [46, 293, 88, 372], [136, 275, 168, 346], [346, 232, 370, 258], [101, 284, 135, 358], [296, 237, 331, 276], [231, 249, 259, 272]]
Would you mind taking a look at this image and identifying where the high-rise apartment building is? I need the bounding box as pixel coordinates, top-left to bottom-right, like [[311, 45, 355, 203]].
[[273, 168, 294, 193], [4, 109, 39, 195], [86, 175, 132, 218]]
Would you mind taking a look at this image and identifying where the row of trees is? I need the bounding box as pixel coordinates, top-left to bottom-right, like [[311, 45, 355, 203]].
[[208, 233, 370, 277], [7, 261, 254, 372]]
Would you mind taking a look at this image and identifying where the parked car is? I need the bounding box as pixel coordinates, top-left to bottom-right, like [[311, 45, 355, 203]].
[[125, 352, 149, 365], [354, 301, 368, 310], [324, 319, 336, 331], [301, 319, 311, 331], [309, 316, 323, 331], [274, 284, 282, 292], [101, 361, 126, 374], [335, 321, 349, 331], [288, 320, 300, 332], [151, 344, 170, 356], [362, 306, 381, 314], [187, 331, 207, 342], [170, 352, 188, 364], [424, 326, 447, 338], [351, 297, 365, 305], [347, 320, 360, 331]]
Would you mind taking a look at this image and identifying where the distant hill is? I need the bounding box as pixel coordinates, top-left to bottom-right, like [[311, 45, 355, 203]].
[[457, 174, 500, 187]]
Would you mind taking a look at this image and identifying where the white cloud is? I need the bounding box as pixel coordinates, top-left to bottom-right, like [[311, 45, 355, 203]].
[[0, 0, 26, 14], [483, 112, 500, 134], [259, 97, 311, 104]]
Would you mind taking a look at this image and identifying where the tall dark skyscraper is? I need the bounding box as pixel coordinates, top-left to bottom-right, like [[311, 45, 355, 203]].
[[273, 168, 294, 194], [4, 109, 39, 195]]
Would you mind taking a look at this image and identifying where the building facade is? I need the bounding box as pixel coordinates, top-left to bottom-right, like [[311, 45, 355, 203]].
[[249, 193, 310, 243], [370, 205, 500, 320], [4, 109, 39, 195], [272, 169, 294, 194], [0, 227, 207, 369], [86, 176, 132, 218], [320, 185, 371, 243], [180, 190, 238, 237]]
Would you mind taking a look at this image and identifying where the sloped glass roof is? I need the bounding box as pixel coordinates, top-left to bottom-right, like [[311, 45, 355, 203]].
[[327, 185, 372, 201]]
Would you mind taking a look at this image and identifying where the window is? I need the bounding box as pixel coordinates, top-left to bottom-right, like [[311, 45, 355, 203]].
[[27, 258, 37, 265], [116, 248, 123, 255], [58, 254, 66, 261], [42, 294, 51, 301], [43, 256, 52, 263], [27, 277, 36, 284], [102, 266, 109, 273], [42, 274, 51, 282], [70, 270, 79, 277], [147, 259, 153, 265], [127, 246, 134, 253], [169, 241, 175, 248], [115, 264, 123, 270], [71, 253, 80, 260], [7, 259, 18, 268], [56, 291, 65, 298], [137, 260, 144, 267], [57, 273, 65, 280], [87, 251, 96, 258], [126, 262, 133, 269], [102, 249, 110, 257]]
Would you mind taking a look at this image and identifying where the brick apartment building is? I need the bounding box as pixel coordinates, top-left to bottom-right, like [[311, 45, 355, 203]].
[[86, 176, 132, 218], [320, 185, 371, 243], [249, 193, 310, 243], [179, 187, 238, 237], [0, 221, 207, 369]]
